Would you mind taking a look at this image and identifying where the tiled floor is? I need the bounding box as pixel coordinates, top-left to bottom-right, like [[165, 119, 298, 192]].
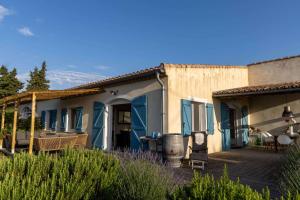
[[173, 148, 284, 198]]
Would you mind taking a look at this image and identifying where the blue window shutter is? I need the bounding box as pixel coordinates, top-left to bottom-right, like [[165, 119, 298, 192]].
[[131, 95, 148, 150], [241, 106, 249, 145], [41, 111, 46, 129], [206, 103, 214, 134], [61, 109, 67, 131], [49, 110, 57, 131], [221, 103, 230, 151], [181, 99, 192, 136], [75, 107, 83, 132], [92, 102, 105, 149]]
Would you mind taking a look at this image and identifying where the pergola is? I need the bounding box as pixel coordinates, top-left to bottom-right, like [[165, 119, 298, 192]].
[[0, 89, 103, 155]]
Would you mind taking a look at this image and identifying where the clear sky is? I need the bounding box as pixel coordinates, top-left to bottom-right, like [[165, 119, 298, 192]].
[[0, 0, 300, 89]]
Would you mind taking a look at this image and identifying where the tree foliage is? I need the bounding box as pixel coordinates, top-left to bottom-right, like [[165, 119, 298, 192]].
[[26, 61, 50, 91], [0, 65, 23, 98]]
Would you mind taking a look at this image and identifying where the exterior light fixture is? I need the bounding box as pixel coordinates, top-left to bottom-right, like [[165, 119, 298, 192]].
[[282, 106, 294, 122], [110, 90, 118, 95]]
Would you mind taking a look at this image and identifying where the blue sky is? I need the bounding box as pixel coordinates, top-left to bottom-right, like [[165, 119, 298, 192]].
[[0, 0, 300, 89]]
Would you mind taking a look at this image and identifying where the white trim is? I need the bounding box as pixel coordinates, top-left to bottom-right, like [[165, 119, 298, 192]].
[[186, 96, 209, 103]]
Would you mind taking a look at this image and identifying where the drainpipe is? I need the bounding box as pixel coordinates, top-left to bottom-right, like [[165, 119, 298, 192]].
[[156, 71, 166, 135]]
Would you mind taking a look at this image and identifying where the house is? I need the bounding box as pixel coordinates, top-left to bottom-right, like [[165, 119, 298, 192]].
[[21, 55, 300, 154]]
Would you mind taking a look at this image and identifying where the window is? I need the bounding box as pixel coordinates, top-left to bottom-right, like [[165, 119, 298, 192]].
[[71, 107, 83, 131], [118, 111, 131, 124], [191, 102, 207, 132]]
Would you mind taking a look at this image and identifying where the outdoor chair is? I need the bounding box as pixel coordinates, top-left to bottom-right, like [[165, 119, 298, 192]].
[[188, 131, 208, 170], [261, 131, 274, 150]]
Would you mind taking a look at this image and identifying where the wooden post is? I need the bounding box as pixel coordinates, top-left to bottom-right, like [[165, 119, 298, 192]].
[[29, 93, 36, 155], [11, 100, 19, 154], [1, 103, 6, 131]]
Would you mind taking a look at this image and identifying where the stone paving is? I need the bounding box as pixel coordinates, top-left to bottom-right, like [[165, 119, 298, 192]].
[[173, 148, 284, 198]]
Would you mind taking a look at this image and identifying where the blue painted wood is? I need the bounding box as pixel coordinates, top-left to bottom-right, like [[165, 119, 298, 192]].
[[131, 95, 148, 150], [206, 103, 214, 134], [221, 103, 230, 151], [181, 99, 192, 136], [75, 107, 83, 132], [92, 102, 105, 149], [241, 106, 249, 145], [60, 109, 67, 131], [49, 110, 57, 131], [41, 111, 46, 129]]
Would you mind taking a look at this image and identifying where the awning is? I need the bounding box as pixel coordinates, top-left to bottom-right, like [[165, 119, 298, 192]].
[[0, 88, 103, 105], [213, 81, 300, 98]]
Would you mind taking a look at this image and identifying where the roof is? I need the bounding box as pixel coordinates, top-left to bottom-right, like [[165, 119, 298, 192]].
[[213, 81, 300, 97], [0, 89, 103, 105], [72, 65, 164, 89], [248, 54, 300, 66], [72, 63, 245, 89]]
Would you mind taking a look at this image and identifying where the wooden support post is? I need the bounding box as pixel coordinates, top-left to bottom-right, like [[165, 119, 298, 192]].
[[1, 103, 6, 131], [11, 100, 19, 154], [29, 93, 36, 155]]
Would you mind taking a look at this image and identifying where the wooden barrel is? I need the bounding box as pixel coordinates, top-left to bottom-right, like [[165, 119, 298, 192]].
[[163, 133, 184, 168]]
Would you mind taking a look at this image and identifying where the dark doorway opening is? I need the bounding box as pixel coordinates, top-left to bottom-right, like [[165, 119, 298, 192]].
[[112, 104, 131, 150], [229, 108, 238, 147]]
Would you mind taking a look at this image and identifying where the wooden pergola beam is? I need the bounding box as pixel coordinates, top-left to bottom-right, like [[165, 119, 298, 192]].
[[1, 103, 6, 131], [11, 100, 19, 154], [28, 93, 36, 155]]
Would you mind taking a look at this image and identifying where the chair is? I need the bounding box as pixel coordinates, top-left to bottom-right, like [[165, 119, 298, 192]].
[[261, 131, 274, 150], [188, 131, 208, 170], [277, 135, 293, 151]]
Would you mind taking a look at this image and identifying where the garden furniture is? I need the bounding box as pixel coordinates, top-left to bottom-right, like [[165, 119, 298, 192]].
[[188, 131, 208, 170]]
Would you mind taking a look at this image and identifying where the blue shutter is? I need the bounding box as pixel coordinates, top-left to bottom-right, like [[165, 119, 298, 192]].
[[131, 95, 148, 150], [92, 102, 105, 149], [241, 106, 249, 145], [49, 110, 57, 131], [221, 103, 231, 151], [206, 103, 214, 134], [41, 111, 46, 129], [75, 107, 83, 132], [61, 108, 67, 131], [181, 99, 192, 136]]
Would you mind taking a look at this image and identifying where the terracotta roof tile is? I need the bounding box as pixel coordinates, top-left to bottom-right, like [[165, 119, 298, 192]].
[[248, 55, 300, 66], [71, 65, 163, 89], [213, 81, 300, 97]]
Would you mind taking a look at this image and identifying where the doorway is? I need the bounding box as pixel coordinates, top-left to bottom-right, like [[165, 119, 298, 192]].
[[112, 104, 131, 150], [229, 108, 238, 147]]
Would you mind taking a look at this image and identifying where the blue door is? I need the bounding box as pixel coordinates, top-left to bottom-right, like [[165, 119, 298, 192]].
[[41, 111, 46, 129], [49, 110, 57, 131], [131, 95, 147, 150], [92, 102, 105, 149], [181, 99, 192, 136], [221, 103, 231, 151], [74, 107, 83, 132], [241, 106, 249, 145]]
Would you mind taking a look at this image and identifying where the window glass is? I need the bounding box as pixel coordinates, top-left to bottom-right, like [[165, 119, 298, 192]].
[[192, 102, 206, 132]]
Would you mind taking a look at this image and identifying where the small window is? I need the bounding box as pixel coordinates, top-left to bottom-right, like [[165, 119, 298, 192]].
[[118, 111, 131, 124], [191, 102, 206, 132], [71, 107, 83, 130]]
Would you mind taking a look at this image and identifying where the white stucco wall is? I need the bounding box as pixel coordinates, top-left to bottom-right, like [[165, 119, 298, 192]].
[[248, 57, 300, 86], [164, 64, 249, 154], [59, 78, 163, 149]]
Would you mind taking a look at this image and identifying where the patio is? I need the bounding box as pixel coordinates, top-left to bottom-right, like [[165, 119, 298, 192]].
[[175, 148, 284, 198]]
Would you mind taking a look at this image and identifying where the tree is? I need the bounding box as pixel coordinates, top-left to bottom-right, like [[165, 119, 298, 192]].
[[0, 65, 24, 98], [26, 61, 50, 91]]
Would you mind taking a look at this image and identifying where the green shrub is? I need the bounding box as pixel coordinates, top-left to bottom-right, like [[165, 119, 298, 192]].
[[113, 150, 176, 200], [0, 149, 120, 200], [170, 166, 270, 200], [280, 144, 300, 196]]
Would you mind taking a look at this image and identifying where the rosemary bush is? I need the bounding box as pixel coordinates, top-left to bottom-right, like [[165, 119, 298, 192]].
[[170, 166, 271, 200], [280, 144, 300, 196], [0, 149, 120, 200]]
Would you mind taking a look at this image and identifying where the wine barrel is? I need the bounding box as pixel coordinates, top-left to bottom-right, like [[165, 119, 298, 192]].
[[163, 133, 184, 168]]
